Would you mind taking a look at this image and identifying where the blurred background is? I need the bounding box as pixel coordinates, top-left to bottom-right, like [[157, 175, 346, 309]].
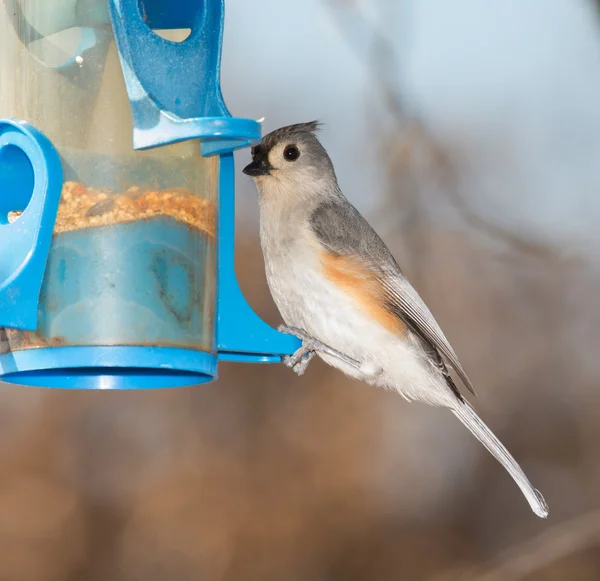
[[2, 0, 600, 579]]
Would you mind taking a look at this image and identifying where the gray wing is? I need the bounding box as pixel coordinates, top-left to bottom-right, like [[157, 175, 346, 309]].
[[310, 198, 476, 397]]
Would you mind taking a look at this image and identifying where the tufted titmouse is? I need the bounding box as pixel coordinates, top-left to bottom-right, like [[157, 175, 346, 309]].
[[243, 121, 548, 518]]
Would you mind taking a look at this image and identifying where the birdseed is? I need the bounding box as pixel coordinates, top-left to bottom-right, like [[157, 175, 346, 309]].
[[7, 181, 216, 237]]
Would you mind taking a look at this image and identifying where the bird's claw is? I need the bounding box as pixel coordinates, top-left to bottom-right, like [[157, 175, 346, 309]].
[[278, 325, 369, 376], [280, 326, 317, 375], [283, 351, 315, 376]]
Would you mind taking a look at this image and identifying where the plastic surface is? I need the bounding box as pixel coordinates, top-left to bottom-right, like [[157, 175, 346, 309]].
[[5, 0, 113, 108], [0, 0, 300, 389], [0, 119, 63, 330], [1, 1, 220, 388], [109, 0, 260, 154], [5, 0, 210, 74], [107, 0, 300, 361], [0, 346, 217, 388], [31, 217, 214, 349], [217, 153, 301, 361]]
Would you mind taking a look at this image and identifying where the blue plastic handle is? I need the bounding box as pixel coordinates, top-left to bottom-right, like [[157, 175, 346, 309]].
[[109, 0, 254, 153], [0, 119, 63, 330]]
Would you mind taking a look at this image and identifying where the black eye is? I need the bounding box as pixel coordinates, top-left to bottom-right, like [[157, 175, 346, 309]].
[[283, 145, 300, 161]]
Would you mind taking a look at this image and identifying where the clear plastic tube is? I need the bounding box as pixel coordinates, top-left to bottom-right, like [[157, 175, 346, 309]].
[[0, 3, 217, 353]]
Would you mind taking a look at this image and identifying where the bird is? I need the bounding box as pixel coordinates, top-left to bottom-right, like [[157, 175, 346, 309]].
[[242, 120, 549, 519]]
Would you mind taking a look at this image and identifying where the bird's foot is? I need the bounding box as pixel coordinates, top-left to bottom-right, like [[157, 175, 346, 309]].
[[279, 325, 319, 376], [278, 325, 373, 376], [283, 350, 315, 376]]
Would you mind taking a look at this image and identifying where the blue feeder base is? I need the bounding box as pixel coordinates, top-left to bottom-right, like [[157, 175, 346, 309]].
[[0, 346, 217, 389]]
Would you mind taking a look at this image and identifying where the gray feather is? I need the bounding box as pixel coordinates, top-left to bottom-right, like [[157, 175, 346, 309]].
[[310, 198, 477, 397], [453, 401, 549, 518], [256, 121, 322, 157]]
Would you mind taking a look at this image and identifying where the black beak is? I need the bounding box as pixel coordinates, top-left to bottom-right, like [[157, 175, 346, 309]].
[[243, 159, 272, 177]]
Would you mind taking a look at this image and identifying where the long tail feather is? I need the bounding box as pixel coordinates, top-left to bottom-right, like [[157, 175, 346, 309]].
[[452, 401, 549, 518]]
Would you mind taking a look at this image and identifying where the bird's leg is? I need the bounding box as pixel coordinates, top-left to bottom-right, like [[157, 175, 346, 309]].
[[278, 325, 366, 376], [279, 327, 318, 376], [289, 350, 315, 376]]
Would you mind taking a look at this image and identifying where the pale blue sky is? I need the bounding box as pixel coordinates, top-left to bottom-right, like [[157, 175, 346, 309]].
[[221, 0, 600, 259]]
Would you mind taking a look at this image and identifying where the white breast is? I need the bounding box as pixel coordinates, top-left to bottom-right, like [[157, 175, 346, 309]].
[[258, 197, 454, 406]]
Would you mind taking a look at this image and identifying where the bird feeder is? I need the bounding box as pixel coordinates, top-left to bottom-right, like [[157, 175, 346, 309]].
[[0, 0, 300, 389]]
